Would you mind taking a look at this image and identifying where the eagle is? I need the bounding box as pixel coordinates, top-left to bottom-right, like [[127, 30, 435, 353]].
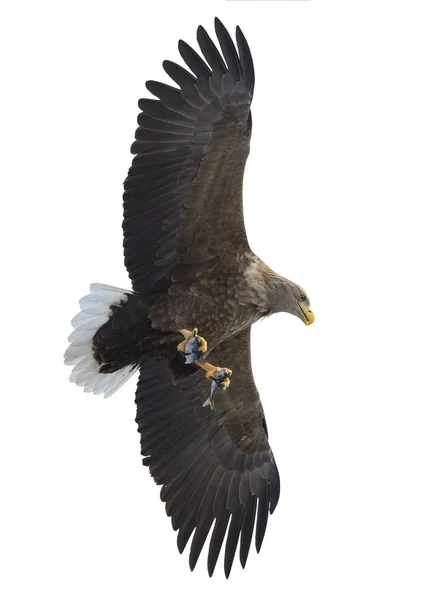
[[65, 18, 315, 577]]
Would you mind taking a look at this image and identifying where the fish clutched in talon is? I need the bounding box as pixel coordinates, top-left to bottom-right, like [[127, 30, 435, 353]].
[[203, 367, 232, 408], [177, 328, 207, 363], [178, 328, 232, 407]]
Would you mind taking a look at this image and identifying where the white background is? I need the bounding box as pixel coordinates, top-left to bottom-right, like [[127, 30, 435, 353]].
[[1, 1, 435, 598]]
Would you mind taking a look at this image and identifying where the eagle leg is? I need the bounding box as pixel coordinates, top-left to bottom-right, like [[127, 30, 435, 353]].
[[177, 328, 232, 408], [198, 363, 232, 409], [177, 328, 207, 363]]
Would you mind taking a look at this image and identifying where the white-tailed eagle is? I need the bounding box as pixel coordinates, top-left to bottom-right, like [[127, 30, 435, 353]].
[[65, 18, 315, 577]]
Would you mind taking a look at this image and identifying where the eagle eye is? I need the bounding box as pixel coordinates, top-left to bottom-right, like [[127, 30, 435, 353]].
[[299, 294, 306, 302]]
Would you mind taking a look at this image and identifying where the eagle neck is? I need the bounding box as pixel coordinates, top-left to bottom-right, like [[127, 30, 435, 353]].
[[243, 255, 283, 316]]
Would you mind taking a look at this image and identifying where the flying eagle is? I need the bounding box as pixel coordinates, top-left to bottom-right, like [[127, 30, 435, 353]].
[[65, 18, 315, 577]]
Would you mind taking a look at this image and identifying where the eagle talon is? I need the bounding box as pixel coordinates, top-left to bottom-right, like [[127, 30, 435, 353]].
[[206, 366, 232, 386], [177, 328, 207, 364], [177, 329, 232, 406], [202, 366, 232, 409]]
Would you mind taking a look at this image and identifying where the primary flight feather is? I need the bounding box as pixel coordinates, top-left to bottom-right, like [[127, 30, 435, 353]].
[[65, 18, 315, 577]]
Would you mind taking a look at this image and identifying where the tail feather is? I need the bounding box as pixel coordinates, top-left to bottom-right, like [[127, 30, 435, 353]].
[[71, 312, 108, 330], [64, 283, 139, 398]]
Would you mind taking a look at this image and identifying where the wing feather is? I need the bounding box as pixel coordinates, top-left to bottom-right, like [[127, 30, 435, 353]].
[[215, 18, 242, 80], [196, 25, 227, 74]]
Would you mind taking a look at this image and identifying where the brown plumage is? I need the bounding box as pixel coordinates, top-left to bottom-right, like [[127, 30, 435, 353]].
[[65, 18, 314, 577]]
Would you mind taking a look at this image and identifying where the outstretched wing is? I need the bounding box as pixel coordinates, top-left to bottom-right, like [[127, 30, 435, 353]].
[[123, 18, 255, 295], [135, 328, 280, 577]]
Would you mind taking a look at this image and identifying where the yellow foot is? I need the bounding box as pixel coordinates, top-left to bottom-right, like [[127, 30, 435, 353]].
[[176, 328, 232, 407], [197, 362, 232, 408], [177, 328, 208, 363], [205, 366, 232, 390]]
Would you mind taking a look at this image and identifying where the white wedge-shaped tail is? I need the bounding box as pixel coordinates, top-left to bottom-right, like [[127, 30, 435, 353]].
[[64, 283, 139, 398]]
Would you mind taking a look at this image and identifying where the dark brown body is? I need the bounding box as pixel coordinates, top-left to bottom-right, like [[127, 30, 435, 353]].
[[148, 251, 267, 347], [93, 251, 269, 373]]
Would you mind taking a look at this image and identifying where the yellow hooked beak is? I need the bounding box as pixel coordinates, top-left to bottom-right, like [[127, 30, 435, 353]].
[[298, 303, 315, 326]]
